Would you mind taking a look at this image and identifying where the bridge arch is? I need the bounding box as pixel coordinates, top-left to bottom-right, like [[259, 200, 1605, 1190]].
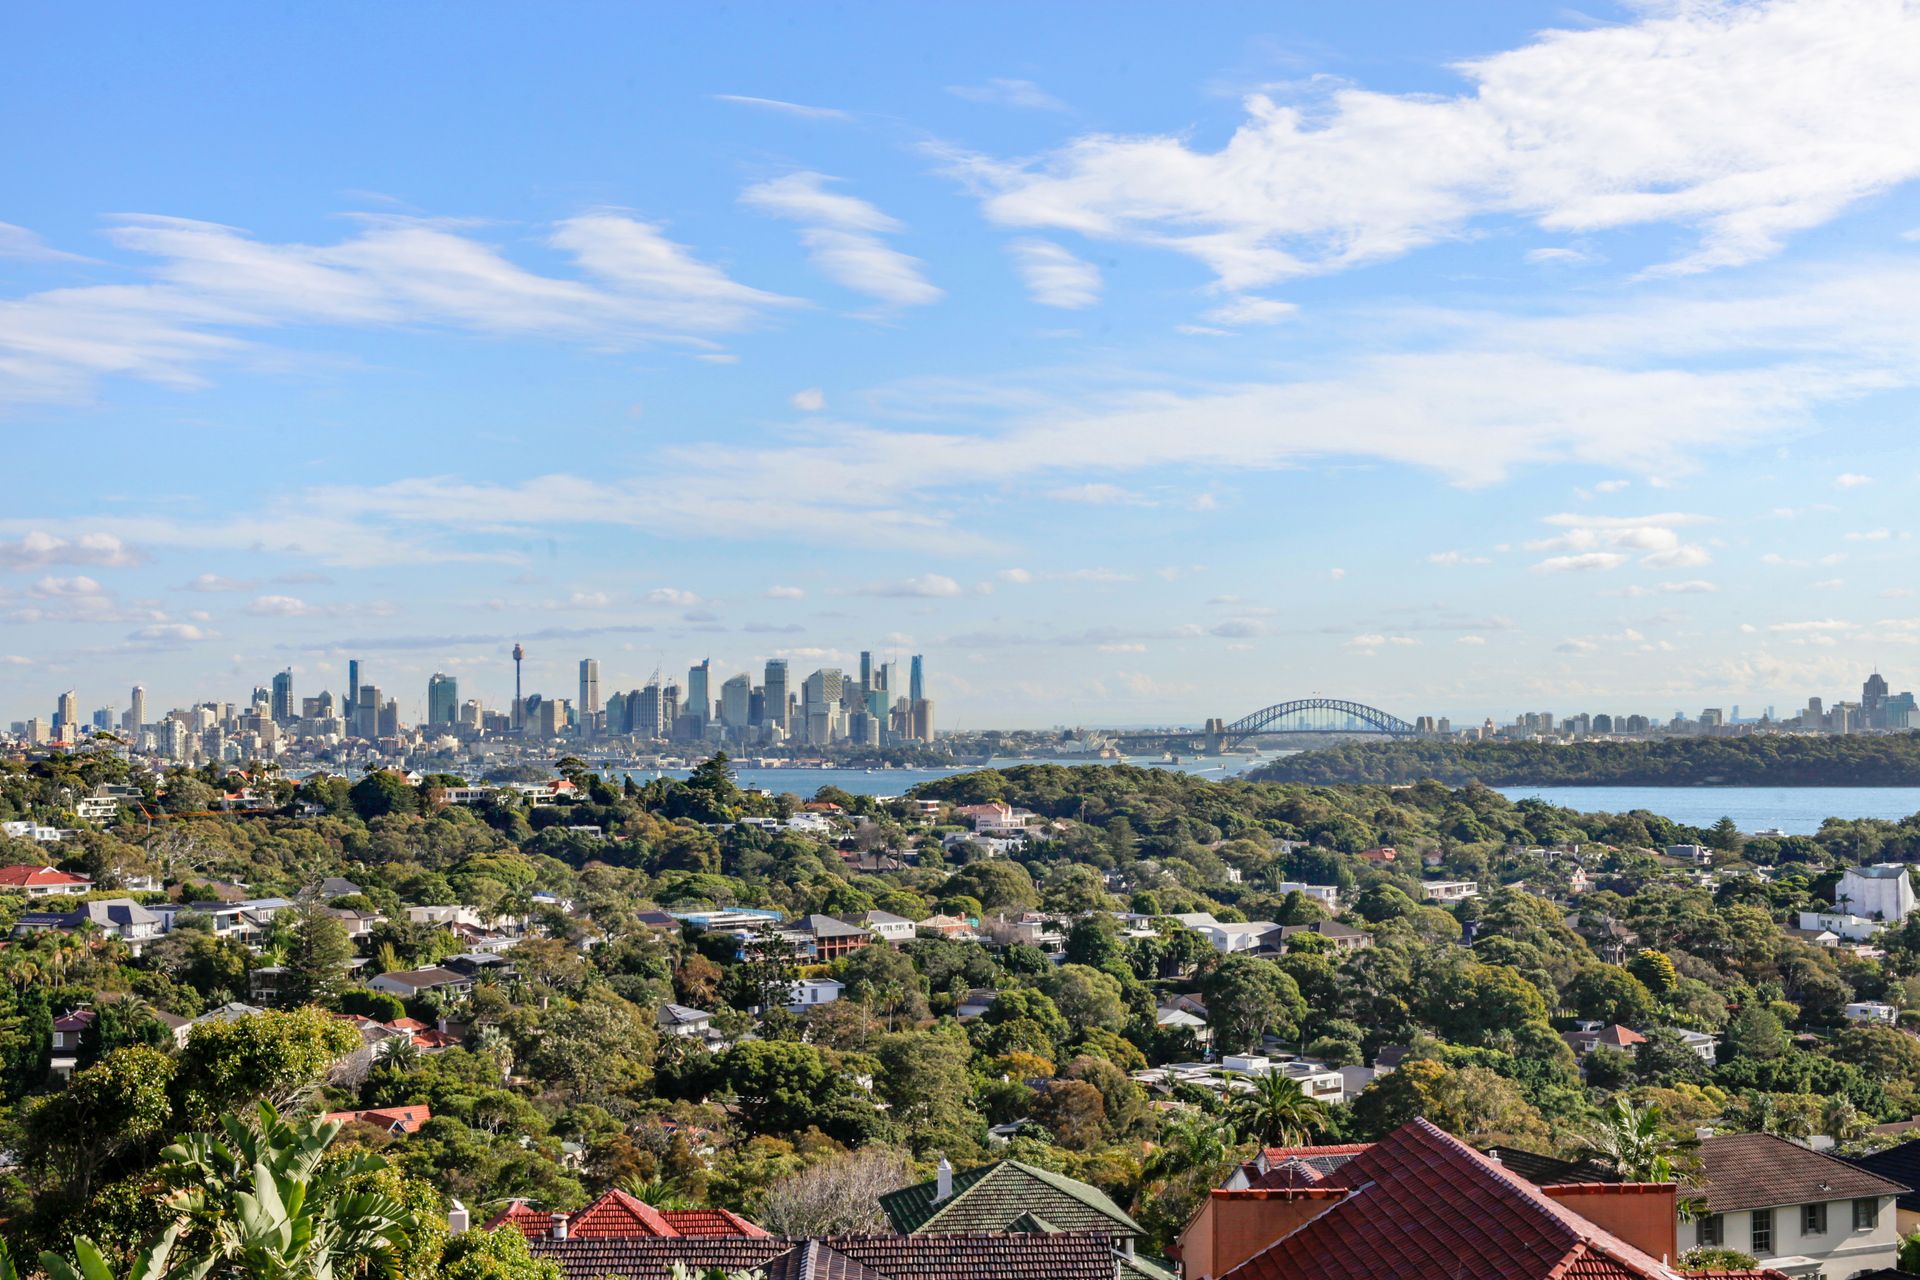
[[1222, 697, 1417, 744]]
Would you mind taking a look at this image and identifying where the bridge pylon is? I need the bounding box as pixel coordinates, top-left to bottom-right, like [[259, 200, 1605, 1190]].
[[1204, 717, 1226, 754]]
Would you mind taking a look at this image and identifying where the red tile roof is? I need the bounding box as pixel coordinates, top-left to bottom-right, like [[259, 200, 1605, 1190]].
[[1220, 1119, 1684, 1280], [528, 1233, 1121, 1280], [323, 1104, 431, 1134], [490, 1189, 774, 1242], [0, 864, 89, 887]]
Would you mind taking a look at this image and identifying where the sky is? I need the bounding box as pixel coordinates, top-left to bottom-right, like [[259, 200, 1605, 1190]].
[[5, 0, 1920, 731]]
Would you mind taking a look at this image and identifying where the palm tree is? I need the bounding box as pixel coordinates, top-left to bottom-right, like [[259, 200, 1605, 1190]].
[[1142, 1113, 1235, 1187], [0, 1223, 211, 1280], [1581, 1097, 1692, 1181], [617, 1174, 698, 1211], [1229, 1071, 1328, 1149]]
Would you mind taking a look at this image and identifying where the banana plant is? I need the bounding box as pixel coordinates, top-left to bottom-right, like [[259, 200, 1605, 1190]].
[[0, 1225, 213, 1280]]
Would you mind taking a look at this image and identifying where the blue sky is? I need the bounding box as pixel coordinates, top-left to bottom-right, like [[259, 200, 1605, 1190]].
[[5, 0, 1920, 729]]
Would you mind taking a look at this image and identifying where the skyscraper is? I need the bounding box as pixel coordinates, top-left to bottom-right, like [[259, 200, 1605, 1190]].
[[346, 659, 363, 723], [55, 690, 78, 740], [687, 659, 711, 733], [802, 668, 844, 745], [125, 684, 146, 735], [909, 654, 925, 703], [578, 658, 601, 729], [1865, 671, 1890, 726], [763, 659, 789, 734], [270, 670, 295, 724], [720, 673, 752, 734], [859, 650, 873, 700], [428, 673, 459, 725]]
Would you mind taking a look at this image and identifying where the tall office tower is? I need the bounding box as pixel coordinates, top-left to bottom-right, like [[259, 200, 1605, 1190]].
[[578, 658, 601, 730], [511, 644, 526, 730], [763, 660, 789, 734], [802, 668, 845, 745], [662, 682, 680, 729], [54, 690, 78, 739], [346, 660, 363, 723], [632, 683, 663, 738], [356, 685, 382, 739], [125, 684, 147, 735], [1864, 671, 1890, 727], [428, 673, 459, 725], [720, 673, 752, 734], [604, 690, 628, 736], [910, 698, 936, 742], [459, 699, 484, 729], [686, 659, 712, 732], [92, 708, 113, 731], [909, 654, 925, 703], [859, 651, 874, 701], [270, 670, 295, 725], [748, 686, 766, 728]]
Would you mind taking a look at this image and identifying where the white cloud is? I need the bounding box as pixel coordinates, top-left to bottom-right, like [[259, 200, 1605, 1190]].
[[1593, 479, 1631, 494], [1048, 482, 1151, 506], [1813, 577, 1847, 589], [1535, 552, 1631, 572], [710, 94, 852, 122], [0, 212, 797, 407], [857, 574, 963, 598], [1427, 550, 1491, 566], [183, 572, 257, 592], [1768, 618, 1852, 632], [569, 591, 613, 609], [0, 531, 138, 570], [0, 222, 89, 263], [947, 79, 1068, 112], [1009, 239, 1101, 308], [997, 568, 1033, 584], [31, 575, 105, 598], [1096, 642, 1147, 653], [1525, 246, 1593, 266], [1329, 568, 1345, 580], [1846, 528, 1893, 540], [1456, 635, 1487, 645], [741, 172, 941, 307], [647, 587, 701, 606], [1835, 472, 1873, 487], [246, 594, 318, 616], [1201, 295, 1298, 326], [128, 622, 213, 644], [1556, 638, 1600, 654], [956, 0, 1920, 286], [790, 387, 827, 411], [765, 585, 807, 599]]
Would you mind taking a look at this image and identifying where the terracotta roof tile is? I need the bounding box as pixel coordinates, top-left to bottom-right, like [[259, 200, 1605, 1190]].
[[529, 1232, 1123, 1280]]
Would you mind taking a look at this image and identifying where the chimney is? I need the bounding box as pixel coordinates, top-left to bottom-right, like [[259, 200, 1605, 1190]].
[[447, 1199, 469, 1236], [934, 1156, 953, 1202], [551, 1212, 570, 1241]]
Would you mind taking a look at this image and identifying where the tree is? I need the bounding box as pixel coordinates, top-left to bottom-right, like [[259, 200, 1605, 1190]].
[[1707, 817, 1742, 852], [1202, 956, 1305, 1055], [438, 1227, 563, 1280], [1722, 1005, 1789, 1062], [0, 1226, 210, 1280], [756, 1147, 915, 1237], [1564, 965, 1656, 1029], [1039, 964, 1127, 1037], [1231, 1071, 1327, 1148], [172, 1008, 362, 1127], [1626, 949, 1678, 997], [22, 1045, 176, 1210], [282, 903, 354, 1009], [1633, 1028, 1708, 1087], [1031, 1079, 1106, 1150], [349, 772, 419, 821], [871, 1029, 974, 1144], [1678, 1247, 1758, 1271], [1579, 1097, 1692, 1181]]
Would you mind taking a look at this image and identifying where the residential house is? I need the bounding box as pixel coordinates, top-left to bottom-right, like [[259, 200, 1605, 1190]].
[[786, 977, 844, 1012], [1847, 1001, 1900, 1025], [1837, 863, 1918, 923], [406, 904, 486, 928], [324, 1105, 431, 1135], [1172, 912, 1284, 956], [1178, 1119, 1773, 1280], [1800, 909, 1889, 944], [1566, 911, 1641, 965], [319, 877, 364, 898], [1276, 921, 1371, 954], [368, 966, 475, 1000], [847, 909, 915, 943], [50, 1008, 95, 1076], [1666, 843, 1713, 864], [1843, 1137, 1920, 1236], [956, 989, 999, 1020], [880, 1157, 1167, 1280], [789, 913, 874, 960], [1354, 847, 1397, 865], [1421, 880, 1479, 903], [656, 1003, 716, 1039], [487, 1186, 770, 1246], [1691, 1131, 1906, 1277], [1156, 1004, 1210, 1049], [520, 1232, 1127, 1280], [1266, 883, 1340, 909], [2, 821, 63, 843], [986, 911, 1068, 953], [915, 913, 983, 940], [0, 864, 92, 896], [1563, 1023, 1646, 1058], [15, 898, 164, 954]]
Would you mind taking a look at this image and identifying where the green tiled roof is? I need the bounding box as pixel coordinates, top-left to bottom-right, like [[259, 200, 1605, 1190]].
[[880, 1160, 1143, 1236], [1119, 1254, 1176, 1280]]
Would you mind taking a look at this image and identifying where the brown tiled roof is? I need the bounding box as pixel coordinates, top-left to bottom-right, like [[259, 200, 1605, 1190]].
[[1697, 1132, 1909, 1213], [660, 1208, 773, 1238], [528, 1232, 1123, 1280], [1219, 1119, 1683, 1280]]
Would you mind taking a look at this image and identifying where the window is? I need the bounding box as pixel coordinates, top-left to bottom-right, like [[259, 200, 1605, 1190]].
[[1752, 1208, 1773, 1255], [1802, 1202, 1827, 1235], [1855, 1197, 1880, 1230], [1697, 1214, 1723, 1247]]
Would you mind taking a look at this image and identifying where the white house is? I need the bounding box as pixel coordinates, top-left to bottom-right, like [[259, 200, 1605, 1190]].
[[786, 977, 844, 1011], [1172, 911, 1285, 955], [368, 967, 474, 1000], [1797, 910, 1881, 943], [1421, 881, 1479, 903], [1846, 1001, 1900, 1025], [1838, 864, 1918, 924], [1691, 1132, 1904, 1277], [1268, 882, 1340, 909], [849, 909, 914, 943]]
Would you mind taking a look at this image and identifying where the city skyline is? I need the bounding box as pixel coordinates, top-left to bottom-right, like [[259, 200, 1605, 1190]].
[[7, 2, 1920, 725]]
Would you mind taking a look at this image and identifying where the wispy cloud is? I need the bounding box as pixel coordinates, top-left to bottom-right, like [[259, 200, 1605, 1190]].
[[946, 79, 1068, 112], [1008, 239, 1100, 308], [741, 172, 941, 307], [710, 94, 852, 122]]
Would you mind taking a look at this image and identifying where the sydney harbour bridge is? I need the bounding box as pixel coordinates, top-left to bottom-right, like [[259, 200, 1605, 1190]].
[[1114, 697, 1420, 754]]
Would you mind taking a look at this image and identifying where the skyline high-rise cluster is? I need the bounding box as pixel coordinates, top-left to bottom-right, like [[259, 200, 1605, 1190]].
[[4, 644, 936, 760]]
